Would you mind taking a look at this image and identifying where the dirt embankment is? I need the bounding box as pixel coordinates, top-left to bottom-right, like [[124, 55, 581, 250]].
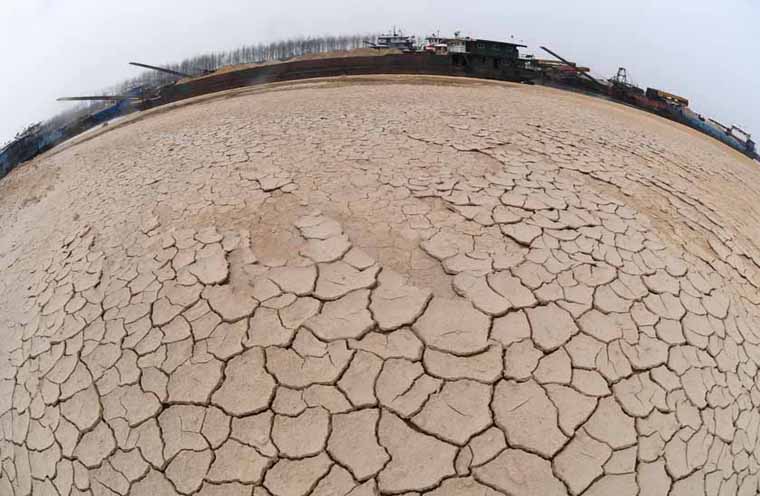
[[193, 48, 402, 79]]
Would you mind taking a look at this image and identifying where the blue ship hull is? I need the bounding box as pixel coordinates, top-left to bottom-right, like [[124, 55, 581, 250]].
[[668, 107, 757, 160], [1, 98, 136, 179]]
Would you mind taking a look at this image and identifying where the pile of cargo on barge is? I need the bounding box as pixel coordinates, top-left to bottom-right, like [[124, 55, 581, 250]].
[[1, 31, 756, 178]]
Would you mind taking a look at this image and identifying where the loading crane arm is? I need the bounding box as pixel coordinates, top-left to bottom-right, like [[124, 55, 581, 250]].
[[56, 96, 140, 102], [129, 62, 193, 79], [539, 46, 605, 89]]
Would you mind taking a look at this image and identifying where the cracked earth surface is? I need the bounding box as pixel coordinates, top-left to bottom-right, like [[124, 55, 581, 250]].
[[1, 76, 760, 495]]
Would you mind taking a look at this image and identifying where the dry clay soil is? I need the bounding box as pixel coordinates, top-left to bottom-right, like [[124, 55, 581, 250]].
[[2, 76, 760, 496]]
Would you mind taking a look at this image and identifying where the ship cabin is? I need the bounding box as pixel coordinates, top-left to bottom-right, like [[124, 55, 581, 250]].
[[465, 39, 525, 59], [369, 30, 417, 52], [425, 36, 528, 71], [430, 37, 525, 59]]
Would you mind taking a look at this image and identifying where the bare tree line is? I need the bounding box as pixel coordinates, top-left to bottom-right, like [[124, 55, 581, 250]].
[[111, 33, 375, 93], [4, 33, 375, 148]]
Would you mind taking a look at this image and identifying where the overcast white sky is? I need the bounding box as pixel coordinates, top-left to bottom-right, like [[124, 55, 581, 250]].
[[1, 0, 758, 144]]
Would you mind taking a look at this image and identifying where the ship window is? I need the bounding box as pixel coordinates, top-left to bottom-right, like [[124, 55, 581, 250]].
[[477, 43, 485, 48]]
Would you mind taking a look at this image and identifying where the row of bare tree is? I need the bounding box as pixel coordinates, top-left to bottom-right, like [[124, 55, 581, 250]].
[[111, 34, 374, 92]]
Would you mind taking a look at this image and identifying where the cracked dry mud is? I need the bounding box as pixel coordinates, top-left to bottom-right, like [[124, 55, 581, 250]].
[[1, 76, 760, 496]]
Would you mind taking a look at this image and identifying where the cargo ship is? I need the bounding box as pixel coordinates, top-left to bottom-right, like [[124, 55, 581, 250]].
[[531, 52, 758, 161], [607, 71, 757, 159], [672, 109, 756, 158]]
